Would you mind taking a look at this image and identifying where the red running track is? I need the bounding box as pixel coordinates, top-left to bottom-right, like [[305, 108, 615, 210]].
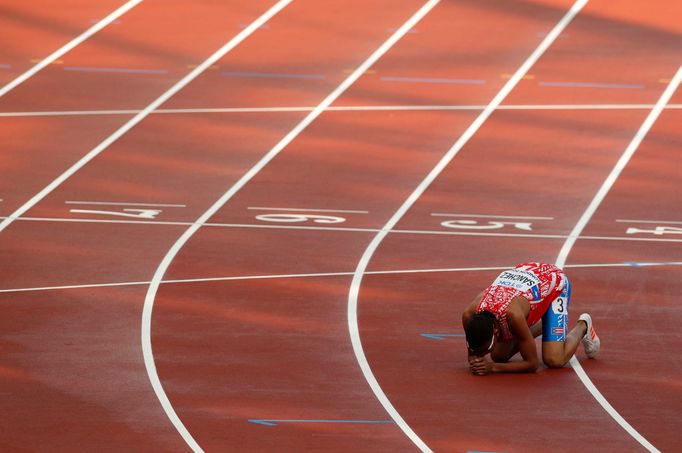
[[1, 0, 681, 451]]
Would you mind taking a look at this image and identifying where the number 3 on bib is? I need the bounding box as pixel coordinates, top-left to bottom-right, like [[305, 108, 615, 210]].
[[552, 297, 566, 314]]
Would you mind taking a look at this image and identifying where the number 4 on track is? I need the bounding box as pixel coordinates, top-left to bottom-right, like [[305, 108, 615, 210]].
[[69, 208, 162, 219], [626, 226, 682, 235]]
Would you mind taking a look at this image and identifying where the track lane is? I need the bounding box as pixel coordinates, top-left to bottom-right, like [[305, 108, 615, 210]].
[[2, 0, 676, 448], [0, 0, 275, 112], [145, 1, 603, 450], [0, 1, 302, 450], [0, 0, 278, 219], [355, 1, 680, 452], [336, 0, 577, 107], [355, 103, 670, 451], [563, 107, 682, 451], [505, 0, 682, 106], [0, 0, 126, 86], [1, 0, 448, 450], [0, 286, 188, 451], [161, 0, 435, 110]]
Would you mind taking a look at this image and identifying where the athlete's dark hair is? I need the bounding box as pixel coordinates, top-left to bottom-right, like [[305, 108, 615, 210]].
[[465, 310, 496, 351]]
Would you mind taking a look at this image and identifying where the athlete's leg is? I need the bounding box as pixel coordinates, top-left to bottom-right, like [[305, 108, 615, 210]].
[[540, 278, 588, 368], [542, 323, 587, 368], [530, 321, 543, 338]]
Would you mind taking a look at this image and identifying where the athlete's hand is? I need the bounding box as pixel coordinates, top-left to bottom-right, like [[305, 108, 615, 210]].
[[469, 357, 493, 376]]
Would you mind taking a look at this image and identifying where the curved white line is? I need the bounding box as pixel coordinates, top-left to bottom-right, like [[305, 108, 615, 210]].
[[347, 1, 588, 452], [555, 65, 682, 453], [140, 2, 442, 450], [138, 2, 295, 450], [0, 0, 144, 98]]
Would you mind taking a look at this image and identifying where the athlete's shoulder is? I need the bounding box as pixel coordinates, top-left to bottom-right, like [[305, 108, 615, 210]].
[[515, 262, 563, 273]]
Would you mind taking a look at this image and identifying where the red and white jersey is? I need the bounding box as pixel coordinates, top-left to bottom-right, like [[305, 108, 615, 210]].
[[476, 262, 566, 341]]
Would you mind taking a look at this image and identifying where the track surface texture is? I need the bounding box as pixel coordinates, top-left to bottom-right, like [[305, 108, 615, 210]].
[[1, 0, 680, 452]]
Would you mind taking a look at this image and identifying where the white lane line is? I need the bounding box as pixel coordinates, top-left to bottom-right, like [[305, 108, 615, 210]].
[[555, 65, 682, 453], [144, 2, 294, 452], [140, 2, 439, 453], [0, 0, 144, 97], [616, 219, 682, 225], [347, 1, 587, 452], [431, 213, 554, 220], [2, 103, 682, 117], [247, 206, 369, 214], [7, 216, 682, 243], [0, 109, 142, 117], [65, 200, 186, 207], [4, 261, 680, 294], [0, 0, 290, 239], [498, 103, 682, 110]]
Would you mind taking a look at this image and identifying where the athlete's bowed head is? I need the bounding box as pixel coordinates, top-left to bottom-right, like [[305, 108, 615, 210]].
[[465, 310, 496, 356]]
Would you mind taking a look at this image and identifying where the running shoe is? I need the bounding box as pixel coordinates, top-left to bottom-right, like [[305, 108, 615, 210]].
[[579, 313, 600, 359]]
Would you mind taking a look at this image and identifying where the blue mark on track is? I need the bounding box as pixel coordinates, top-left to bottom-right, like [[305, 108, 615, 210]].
[[539, 81, 644, 89], [624, 261, 682, 267], [381, 76, 485, 85], [421, 333, 464, 341], [222, 71, 325, 80], [249, 419, 395, 427], [63, 66, 168, 74]]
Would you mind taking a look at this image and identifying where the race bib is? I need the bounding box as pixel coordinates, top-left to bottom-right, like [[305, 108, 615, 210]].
[[492, 269, 541, 299]]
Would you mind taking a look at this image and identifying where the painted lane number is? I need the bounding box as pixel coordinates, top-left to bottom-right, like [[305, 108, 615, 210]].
[[440, 219, 533, 231], [255, 213, 346, 224], [69, 208, 162, 219], [626, 226, 682, 236]]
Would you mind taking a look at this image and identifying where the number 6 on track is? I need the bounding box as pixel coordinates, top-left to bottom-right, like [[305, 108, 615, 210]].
[[255, 213, 346, 224]]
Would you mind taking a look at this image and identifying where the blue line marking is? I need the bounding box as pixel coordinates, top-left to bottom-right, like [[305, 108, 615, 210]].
[[624, 261, 682, 267], [539, 81, 644, 89], [63, 66, 168, 75], [221, 71, 325, 80], [381, 76, 485, 85], [248, 419, 395, 427], [421, 333, 465, 341]]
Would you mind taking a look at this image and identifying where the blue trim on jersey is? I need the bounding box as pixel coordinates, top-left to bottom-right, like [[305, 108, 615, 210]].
[[531, 285, 541, 301]]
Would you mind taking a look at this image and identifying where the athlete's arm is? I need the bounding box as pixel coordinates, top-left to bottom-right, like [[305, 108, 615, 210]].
[[470, 299, 539, 375], [492, 303, 538, 373]]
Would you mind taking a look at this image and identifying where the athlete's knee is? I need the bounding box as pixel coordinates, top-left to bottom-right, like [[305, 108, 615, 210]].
[[543, 354, 566, 368]]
